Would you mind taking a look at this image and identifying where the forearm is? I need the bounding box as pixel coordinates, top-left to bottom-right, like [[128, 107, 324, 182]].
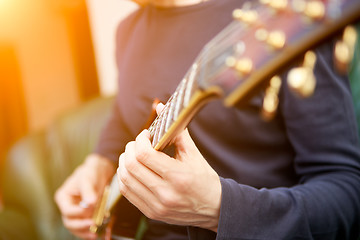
[[94, 100, 134, 164], [217, 171, 360, 239]]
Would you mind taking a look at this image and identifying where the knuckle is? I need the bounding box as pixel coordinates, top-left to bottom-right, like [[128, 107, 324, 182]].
[[151, 203, 168, 220], [159, 191, 178, 209], [172, 174, 191, 194], [119, 184, 129, 197], [117, 174, 129, 197], [124, 156, 137, 172], [135, 147, 150, 163], [119, 169, 130, 186]]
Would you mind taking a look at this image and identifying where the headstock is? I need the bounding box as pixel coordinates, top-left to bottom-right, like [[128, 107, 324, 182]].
[[147, 0, 360, 150], [197, 0, 359, 119]]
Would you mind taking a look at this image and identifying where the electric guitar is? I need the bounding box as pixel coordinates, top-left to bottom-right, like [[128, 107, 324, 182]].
[[92, 0, 360, 239]]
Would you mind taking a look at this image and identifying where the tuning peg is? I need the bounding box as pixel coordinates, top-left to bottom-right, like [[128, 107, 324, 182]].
[[267, 30, 287, 50], [334, 25, 357, 74], [287, 51, 317, 98], [292, 0, 325, 21], [233, 9, 258, 24], [262, 75, 282, 121], [260, 0, 288, 11], [297, 0, 325, 20], [305, 1, 325, 20], [226, 56, 253, 76], [255, 28, 286, 50]]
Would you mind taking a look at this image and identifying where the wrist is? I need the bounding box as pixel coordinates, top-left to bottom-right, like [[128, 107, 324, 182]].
[[207, 174, 221, 232], [197, 172, 221, 232]]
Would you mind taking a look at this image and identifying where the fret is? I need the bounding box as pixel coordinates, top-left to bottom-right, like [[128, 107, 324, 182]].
[[149, 114, 161, 146], [149, 7, 260, 147], [153, 100, 174, 147], [148, 78, 185, 147], [173, 78, 187, 120], [184, 63, 198, 107], [148, 114, 159, 136], [151, 60, 202, 147], [165, 92, 176, 131], [151, 116, 161, 147], [157, 103, 169, 144], [148, 118, 156, 134]]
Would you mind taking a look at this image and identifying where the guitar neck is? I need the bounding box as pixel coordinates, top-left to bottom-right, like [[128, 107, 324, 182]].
[[103, 75, 223, 214]]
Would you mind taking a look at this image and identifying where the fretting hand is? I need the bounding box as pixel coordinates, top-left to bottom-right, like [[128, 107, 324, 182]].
[[117, 104, 222, 232]]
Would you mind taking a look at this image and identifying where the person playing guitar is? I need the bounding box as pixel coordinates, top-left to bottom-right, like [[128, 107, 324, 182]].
[[55, 0, 360, 239]]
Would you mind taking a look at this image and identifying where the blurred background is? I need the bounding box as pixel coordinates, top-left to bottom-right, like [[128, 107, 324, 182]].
[[0, 0, 137, 205]]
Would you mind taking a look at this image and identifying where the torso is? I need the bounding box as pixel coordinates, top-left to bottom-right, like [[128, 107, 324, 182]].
[[114, 0, 298, 238]]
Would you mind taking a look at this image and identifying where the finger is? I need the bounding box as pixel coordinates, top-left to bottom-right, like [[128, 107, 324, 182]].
[[55, 189, 90, 218], [79, 178, 98, 207], [171, 128, 194, 153], [62, 217, 94, 232], [118, 151, 161, 198], [135, 130, 176, 177], [155, 102, 165, 115], [116, 162, 160, 219], [62, 217, 97, 239], [122, 137, 163, 189]]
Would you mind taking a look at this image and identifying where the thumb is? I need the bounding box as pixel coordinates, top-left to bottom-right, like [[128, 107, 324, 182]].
[[172, 128, 195, 154]]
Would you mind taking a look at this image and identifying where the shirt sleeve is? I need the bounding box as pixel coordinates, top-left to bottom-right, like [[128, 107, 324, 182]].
[[93, 97, 134, 163], [93, 11, 142, 164], [215, 40, 360, 239]]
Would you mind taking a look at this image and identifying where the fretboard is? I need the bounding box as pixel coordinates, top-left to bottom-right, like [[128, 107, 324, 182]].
[[148, 62, 201, 149]]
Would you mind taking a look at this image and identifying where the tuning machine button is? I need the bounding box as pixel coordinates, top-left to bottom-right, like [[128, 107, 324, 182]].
[[287, 51, 317, 98], [233, 9, 258, 25], [260, 0, 288, 11], [334, 25, 357, 74], [255, 28, 286, 50], [262, 75, 282, 121], [226, 56, 253, 76], [267, 30, 286, 50], [304, 0, 325, 20], [292, 0, 325, 20]]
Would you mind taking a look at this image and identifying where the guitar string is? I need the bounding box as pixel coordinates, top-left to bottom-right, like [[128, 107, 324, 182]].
[[149, 20, 247, 146]]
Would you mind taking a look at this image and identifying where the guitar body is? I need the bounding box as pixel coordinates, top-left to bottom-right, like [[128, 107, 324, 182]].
[[108, 198, 143, 239]]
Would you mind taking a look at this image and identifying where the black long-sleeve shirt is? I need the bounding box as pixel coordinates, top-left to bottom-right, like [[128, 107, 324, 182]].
[[95, 1, 360, 239]]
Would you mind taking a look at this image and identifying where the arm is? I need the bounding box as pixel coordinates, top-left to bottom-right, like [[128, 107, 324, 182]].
[[117, 40, 360, 239], [55, 75, 140, 239], [215, 39, 360, 239]]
